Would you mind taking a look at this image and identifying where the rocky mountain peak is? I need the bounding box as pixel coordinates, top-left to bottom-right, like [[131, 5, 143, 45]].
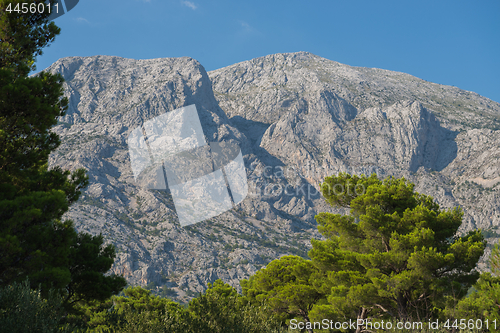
[[44, 52, 500, 300]]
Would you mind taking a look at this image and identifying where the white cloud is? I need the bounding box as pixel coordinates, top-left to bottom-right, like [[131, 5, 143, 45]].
[[235, 20, 261, 37], [239, 20, 253, 32], [75, 17, 90, 24], [181, 1, 197, 10]]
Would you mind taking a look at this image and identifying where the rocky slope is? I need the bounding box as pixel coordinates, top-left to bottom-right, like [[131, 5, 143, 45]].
[[44, 52, 500, 300], [209, 52, 500, 235]]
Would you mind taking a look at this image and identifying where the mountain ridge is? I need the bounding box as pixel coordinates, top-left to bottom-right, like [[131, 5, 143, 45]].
[[209, 51, 500, 129], [43, 52, 500, 301]]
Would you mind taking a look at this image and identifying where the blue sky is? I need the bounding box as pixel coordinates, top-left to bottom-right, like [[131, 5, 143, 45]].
[[35, 0, 500, 103]]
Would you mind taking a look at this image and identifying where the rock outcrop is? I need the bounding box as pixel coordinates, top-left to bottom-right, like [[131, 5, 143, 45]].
[[44, 52, 500, 301]]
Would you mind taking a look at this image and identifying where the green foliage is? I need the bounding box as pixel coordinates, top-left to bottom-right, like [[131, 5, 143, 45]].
[[0, 38, 86, 292], [450, 273, 500, 332], [0, 0, 124, 311], [113, 286, 192, 333], [73, 281, 287, 332], [70, 286, 189, 332], [189, 279, 286, 332], [310, 173, 486, 325], [0, 279, 71, 333], [113, 286, 181, 314], [0, 0, 60, 75], [320, 172, 381, 209], [65, 233, 127, 308], [243, 173, 486, 330], [0, 0, 81, 291], [449, 240, 500, 332], [241, 255, 324, 325]]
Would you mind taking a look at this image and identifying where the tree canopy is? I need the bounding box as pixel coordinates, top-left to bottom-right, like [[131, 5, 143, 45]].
[[311, 173, 485, 325], [450, 240, 500, 333], [73, 281, 287, 332], [0, 0, 125, 307], [242, 173, 486, 332], [0, 0, 60, 75], [241, 255, 323, 330]]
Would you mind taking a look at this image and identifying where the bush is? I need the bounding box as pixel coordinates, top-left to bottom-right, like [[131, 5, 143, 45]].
[[0, 280, 70, 333], [74, 282, 288, 332]]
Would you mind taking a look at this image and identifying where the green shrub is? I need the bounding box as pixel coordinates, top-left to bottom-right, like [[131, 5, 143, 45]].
[[0, 280, 70, 333]]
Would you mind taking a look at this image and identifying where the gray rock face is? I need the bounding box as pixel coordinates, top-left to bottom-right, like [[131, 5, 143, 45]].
[[209, 52, 500, 235], [45, 52, 500, 300]]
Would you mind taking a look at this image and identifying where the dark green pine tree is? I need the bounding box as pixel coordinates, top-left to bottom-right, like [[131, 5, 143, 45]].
[[309, 173, 486, 326], [450, 240, 500, 332], [0, 0, 125, 305], [241, 255, 324, 329]]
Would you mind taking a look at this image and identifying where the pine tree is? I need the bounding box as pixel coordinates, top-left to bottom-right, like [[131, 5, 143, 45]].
[[241, 255, 323, 331], [309, 173, 485, 327], [0, 0, 125, 305], [451, 240, 500, 332]]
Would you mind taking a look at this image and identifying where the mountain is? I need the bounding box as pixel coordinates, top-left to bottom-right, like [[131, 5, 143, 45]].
[[209, 52, 500, 234], [44, 52, 500, 301]]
